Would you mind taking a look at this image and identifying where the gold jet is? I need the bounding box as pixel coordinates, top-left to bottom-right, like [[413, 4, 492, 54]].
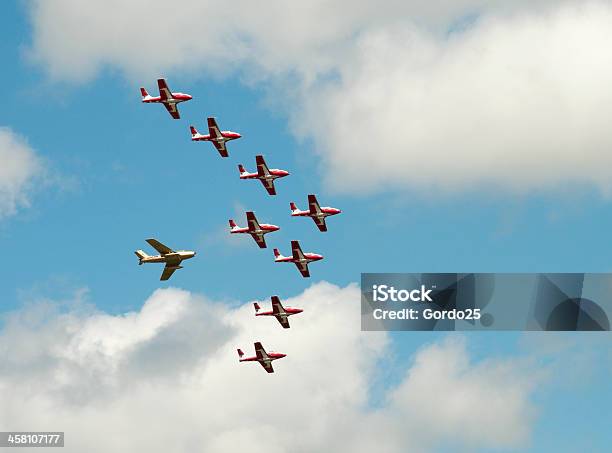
[[135, 238, 196, 281]]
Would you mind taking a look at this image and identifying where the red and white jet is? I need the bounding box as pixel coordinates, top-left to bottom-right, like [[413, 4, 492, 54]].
[[190, 117, 242, 157], [254, 296, 303, 329], [140, 78, 192, 119], [229, 211, 280, 249], [238, 155, 289, 196], [290, 194, 342, 232], [273, 240, 323, 278], [237, 342, 286, 373]]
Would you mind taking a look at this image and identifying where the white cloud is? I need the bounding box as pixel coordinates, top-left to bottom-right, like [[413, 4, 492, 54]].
[[385, 338, 538, 449], [0, 127, 45, 219], [25, 0, 562, 83], [294, 2, 612, 194], [25, 0, 612, 195], [0, 282, 539, 452], [22, 0, 462, 83]]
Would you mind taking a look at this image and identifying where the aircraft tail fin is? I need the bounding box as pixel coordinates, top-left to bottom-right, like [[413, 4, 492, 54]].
[[273, 248, 283, 260], [290, 202, 298, 213], [135, 250, 149, 264], [190, 125, 198, 137], [254, 302, 261, 313], [229, 219, 237, 230], [238, 164, 247, 176], [237, 348, 244, 360], [140, 87, 149, 99]]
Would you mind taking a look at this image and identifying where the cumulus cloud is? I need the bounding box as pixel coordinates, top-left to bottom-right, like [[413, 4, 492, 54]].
[[24, 0, 612, 195], [0, 282, 539, 452], [294, 2, 612, 194], [385, 339, 538, 450], [25, 0, 563, 83], [0, 127, 45, 219], [22, 0, 502, 82]]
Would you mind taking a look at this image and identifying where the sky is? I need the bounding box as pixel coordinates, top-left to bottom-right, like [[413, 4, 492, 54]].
[[1, 1, 611, 452]]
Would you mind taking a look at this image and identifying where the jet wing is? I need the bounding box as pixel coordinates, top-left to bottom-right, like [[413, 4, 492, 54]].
[[162, 102, 180, 119], [259, 178, 276, 196], [291, 242, 310, 277], [275, 315, 290, 329], [256, 155, 271, 177], [254, 342, 269, 360], [146, 238, 174, 255], [160, 264, 177, 281], [207, 117, 221, 138], [255, 156, 277, 194], [212, 140, 228, 157], [250, 233, 267, 248], [259, 360, 274, 373], [246, 211, 261, 230], [271, 296, 290, 328], [271, 296, 285, 315], [295, 261, 310, 278], [312, 216, 328, 232], [291, 241, 306, 261], [246, 213, 266, 247], [254, 343, 274, 373], [308, 194, 322, 215], [157, 78, 173, 100]]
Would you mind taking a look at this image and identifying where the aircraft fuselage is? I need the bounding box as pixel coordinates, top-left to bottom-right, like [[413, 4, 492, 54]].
[[293, 207, 341, 218], [231, 224, 279, 235], [240, 353, 286, 363], [143, 94, 191, 104], [193, 132, 240, 142], [243, 171, 285, 181], [257, 309, 302, 318], [140, 251, 196, 264]]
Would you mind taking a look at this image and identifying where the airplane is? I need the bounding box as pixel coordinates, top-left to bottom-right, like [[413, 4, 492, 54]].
[[140, 78, 192, 119], [237, 342, 286, 373], [254, 296, 303, 329], [134, 238, 196, 281], [290, 194, 342, 232], [238, 155, 289, 196], [273, 240, 323, 278], [229, 211, 280, 248], [190, 117, 242, 157]]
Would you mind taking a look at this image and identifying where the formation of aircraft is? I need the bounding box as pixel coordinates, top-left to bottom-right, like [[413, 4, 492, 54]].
[[254, 296, 303, 329], [141, 78, 192, 119], [290, 194, 342, 232], [229, 211, 280, 248], [238, 342, 286, 373], [190, 117, 242, 157], [238, 155, 289, 195], [138, 77, 343, 372], [135, 238, 196, 281], [274, 240, 324, 278]]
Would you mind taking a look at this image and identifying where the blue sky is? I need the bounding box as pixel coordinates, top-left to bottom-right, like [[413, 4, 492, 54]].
[[1, 1, 611, 451]]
